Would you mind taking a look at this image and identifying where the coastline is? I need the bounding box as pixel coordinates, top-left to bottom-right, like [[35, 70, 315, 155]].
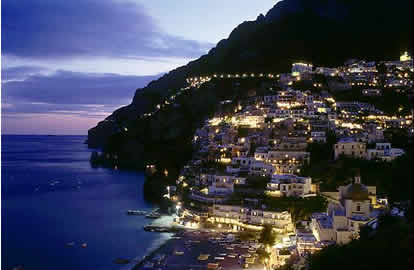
[[130, 230, 265, 270], [131, 234, 178, 270]]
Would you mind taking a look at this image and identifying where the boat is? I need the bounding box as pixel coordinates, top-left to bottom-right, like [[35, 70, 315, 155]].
[[207, 263, 220, 270], [143, 225, 173, 232], [144, 208, 162, 219], [197, 254, 210, 261], [66, 242, 75, 246], [114, 258, 130, 264], [245, 257, 256, 264], [127, 210, 147, 216], [143, 262, 154, 269], [145, 213, 161, 219], [143, 226, 154, 232], [81, 243, 87, 248]]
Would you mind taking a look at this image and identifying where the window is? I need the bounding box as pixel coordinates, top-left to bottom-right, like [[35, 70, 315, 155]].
[[357, 204, 361, 212]]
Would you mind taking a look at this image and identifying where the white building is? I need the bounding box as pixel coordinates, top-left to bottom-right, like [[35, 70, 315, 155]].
[[208, 181, 234, 195], [315, 67, 339, 77], [310, 131, 326, 143], [367, 143, 405, 162], [311, 175, 379, 245], [292, 63, 313, 76], [249, 160, 276, 176], [254, 149, 310, 174], [210, 204, 294, 232], [266, 174, 315, 198]]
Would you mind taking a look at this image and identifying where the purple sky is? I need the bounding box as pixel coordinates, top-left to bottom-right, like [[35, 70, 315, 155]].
[[1, 0, 278, 135]]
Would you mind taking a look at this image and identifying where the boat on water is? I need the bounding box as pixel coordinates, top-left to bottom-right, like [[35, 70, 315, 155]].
[[145, 212, 161, 219], [66, 242, 75, 247], [146, 209, 161, 218], [114, 258, 130, 264], [143, 226, 154, 232], [127, 210, 147, 215], [81, 243, 87, 248], [144, 225, 164, 232]]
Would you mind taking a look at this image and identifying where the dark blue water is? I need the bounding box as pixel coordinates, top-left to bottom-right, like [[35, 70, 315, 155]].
[[1, 135, 170, 270]]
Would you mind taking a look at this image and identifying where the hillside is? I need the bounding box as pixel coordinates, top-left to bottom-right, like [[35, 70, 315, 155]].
[[88, 0, 412, 150]]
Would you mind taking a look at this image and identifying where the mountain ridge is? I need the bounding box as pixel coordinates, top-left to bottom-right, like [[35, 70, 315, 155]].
[[88, 0, 412, 148]]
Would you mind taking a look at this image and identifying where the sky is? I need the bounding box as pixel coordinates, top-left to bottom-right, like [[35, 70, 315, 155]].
[[1, 0, 279, 135]]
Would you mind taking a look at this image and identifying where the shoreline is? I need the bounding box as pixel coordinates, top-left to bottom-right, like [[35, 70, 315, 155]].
[[131, 229, 265, 270], [131, 234, 178, 270]]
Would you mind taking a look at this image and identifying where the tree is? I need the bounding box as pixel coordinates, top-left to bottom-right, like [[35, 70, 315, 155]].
[[258, 225, 278, 270], [259, 224, 277, 246], [239, 230, 258, 241]]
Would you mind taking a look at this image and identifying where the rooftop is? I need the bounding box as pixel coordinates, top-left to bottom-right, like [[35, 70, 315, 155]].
[[338, 137, 356, 143]]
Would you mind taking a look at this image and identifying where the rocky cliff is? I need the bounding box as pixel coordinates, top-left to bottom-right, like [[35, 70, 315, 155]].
[[88, 0, 413, 148]]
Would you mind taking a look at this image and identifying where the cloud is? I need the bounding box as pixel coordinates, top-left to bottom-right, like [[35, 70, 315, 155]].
[[2, 0, 214, 60], [1, 68, 161, 134], [1, 66, 51, 82], [2, 68, 160, 107], [1, 68, 161, 123]]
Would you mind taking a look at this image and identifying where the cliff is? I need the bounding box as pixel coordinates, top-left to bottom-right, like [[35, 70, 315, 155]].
[[88, 0, 413, 149]]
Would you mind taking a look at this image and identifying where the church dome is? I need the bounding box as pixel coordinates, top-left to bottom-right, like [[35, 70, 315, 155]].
[[343, 183, 369, 201]]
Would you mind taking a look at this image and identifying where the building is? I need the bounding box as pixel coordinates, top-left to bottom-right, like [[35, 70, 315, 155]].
[[310, 131, 326, 143], [362, 89, 382, 96], [209, 204, 294, 232], [254, 149, 310, 174], [334, 138, 367, 159], [315, 67, 339, 77], [400, 51, 412, 62], [367, 143, 405, 162], [249, 160, 276, 176], [312, 175, 380, 244], [292, 63, 313, 76], [266, 174, 316, 198]]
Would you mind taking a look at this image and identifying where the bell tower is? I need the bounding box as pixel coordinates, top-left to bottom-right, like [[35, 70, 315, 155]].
[[355, 174, 361, 184]]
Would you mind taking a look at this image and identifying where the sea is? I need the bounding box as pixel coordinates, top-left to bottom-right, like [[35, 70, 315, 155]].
[[1, 135, 171, 270]]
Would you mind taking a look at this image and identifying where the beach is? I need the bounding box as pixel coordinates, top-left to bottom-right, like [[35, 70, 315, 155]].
[[133, 229, 265, 270]]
